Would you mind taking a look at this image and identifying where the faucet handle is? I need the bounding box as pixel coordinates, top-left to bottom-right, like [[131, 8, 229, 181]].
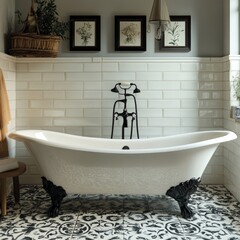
[[114, 112, 119, 120]]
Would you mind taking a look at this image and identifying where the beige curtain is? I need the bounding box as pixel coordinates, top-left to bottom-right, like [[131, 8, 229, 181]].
[[0, 69, 11, 158]]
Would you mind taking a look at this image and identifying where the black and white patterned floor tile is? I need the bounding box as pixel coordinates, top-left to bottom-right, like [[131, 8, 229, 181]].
[[0, 185, 240, 239]]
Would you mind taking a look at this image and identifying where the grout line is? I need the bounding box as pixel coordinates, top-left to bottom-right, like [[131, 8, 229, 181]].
[[69, 214, 80, 240], [69, 195, 82, 240]]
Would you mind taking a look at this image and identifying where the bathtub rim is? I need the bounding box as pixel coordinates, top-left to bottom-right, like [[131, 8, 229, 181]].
[[8, 129, 237, 154]]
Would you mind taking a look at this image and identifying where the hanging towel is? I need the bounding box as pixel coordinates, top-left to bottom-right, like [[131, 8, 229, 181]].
[[0, 69, 11, 158], [0, 138, 9, 158], [0, 69, 11, 141]]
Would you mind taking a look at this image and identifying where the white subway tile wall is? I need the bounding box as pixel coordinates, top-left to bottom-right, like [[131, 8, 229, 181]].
[[12, 57, 228, 186], [223, 56, 240, 202]]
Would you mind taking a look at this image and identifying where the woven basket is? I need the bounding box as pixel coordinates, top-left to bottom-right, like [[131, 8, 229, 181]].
[[9, 34, 61, 57]]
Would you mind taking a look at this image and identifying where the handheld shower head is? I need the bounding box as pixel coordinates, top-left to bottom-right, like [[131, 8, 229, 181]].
[[111, 84, 120, 93], [131, 83, 141, 93]]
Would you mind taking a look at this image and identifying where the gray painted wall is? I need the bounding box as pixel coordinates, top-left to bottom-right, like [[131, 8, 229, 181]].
[[0, 0, 15, 53], [14, 0, 224, 57], [223, 0, 229, 55]]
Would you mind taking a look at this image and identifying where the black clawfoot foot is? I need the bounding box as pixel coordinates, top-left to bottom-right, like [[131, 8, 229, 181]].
[[41, 177, 67, 218], [166, 178, 201, 219]]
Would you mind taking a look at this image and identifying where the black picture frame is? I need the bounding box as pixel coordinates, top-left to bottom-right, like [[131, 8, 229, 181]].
[[115, 15, 146, 51], [160, 15, 191, 52], [70, 15, 101, 51]]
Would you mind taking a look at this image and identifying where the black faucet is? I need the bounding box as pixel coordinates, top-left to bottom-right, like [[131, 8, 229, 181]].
[[110, 82, 140, 139]]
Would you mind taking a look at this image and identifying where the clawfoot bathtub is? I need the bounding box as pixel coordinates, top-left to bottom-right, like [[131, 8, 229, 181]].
[[9, 130, 236, 218]]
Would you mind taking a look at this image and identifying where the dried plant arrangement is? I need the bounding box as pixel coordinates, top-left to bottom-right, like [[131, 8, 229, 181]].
[[233, 74, 240, 103], [10, 0, 69, 57]]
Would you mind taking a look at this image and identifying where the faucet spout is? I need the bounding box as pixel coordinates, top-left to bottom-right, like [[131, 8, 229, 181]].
[[123, 114, 128, 128]]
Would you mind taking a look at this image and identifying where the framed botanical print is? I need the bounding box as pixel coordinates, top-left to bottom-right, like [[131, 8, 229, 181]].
[[70, 15, 101, 51], [115, 15, 146, 51], [160, 15, 191, 52]]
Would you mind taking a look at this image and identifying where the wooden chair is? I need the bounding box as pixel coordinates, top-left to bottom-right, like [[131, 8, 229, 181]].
[[0, 162, 26, 215]]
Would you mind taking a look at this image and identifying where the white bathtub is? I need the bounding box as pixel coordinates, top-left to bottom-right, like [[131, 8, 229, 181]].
[[9, 129, 237, 218]]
